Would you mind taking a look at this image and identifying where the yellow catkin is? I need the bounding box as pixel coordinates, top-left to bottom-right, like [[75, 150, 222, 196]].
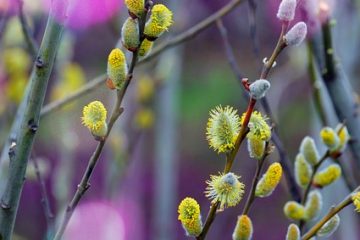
[[205, 172, 245, 210], [178, 197, 202, 237], [247, 137, 265, 160], [255, 162, 283, 197], [134, 108, 155, 129], [316, 214, 340, 238], [124, 0, 144, 16], [82, 101, 108, 137], [286, 224, 300, 240], [313, 164, 341, 187], [138, 39, 154, 57], [206, 106, 240, 154], [240, 111, 271, 141], [335, 124, 350, 152], [144, 4, 173, 38], [294, 153, 312, 188], [232, 215, 253, 240], [352, 192, 360, 212], [305, 190, 322, 221], [320, 127, 340, 151], [107, 48, 128, 90], [121, 17, 140, 51], [284, 201, 305, 220], [299, 136, 319, 166]]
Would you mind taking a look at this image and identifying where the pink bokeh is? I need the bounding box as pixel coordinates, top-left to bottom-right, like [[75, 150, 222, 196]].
[[64, 201, 126, 240], [42, 0, 122, 29]]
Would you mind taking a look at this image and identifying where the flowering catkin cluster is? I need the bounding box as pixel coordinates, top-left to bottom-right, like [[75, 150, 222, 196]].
[[205, 172, 245, 210], [107, 48, 128, 90], [320, 124, 350, 153], [178, 197, 203, 236]]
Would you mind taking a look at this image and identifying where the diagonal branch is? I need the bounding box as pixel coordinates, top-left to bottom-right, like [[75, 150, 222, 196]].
[[39, 0, 246, 117]]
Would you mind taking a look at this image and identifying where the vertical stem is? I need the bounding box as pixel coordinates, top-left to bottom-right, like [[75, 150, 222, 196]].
[[242, 143, 269, 215], [0, 8, 66, 240]]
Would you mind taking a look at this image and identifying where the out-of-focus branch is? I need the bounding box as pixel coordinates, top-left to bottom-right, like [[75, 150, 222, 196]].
[[39, 0, 245, 117], [17, 0, 38, 58], [32, 156, 54, 233], [0, 3, 66, 239]]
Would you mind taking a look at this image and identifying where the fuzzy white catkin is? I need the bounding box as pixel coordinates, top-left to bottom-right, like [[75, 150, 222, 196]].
[[249, 79, 271, 99], [284, 22, 307, 46], [277, 0, 297, 22]]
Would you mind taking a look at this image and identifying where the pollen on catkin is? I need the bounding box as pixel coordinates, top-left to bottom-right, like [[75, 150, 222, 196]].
[[294, 153, 312, 188], [178, 197, 203, 237], [138, 39, 154, 57], [305, 190, 323, 221], [277, 0, 296, 22], [249, 79, 271, 100], [232, 215, 253, 240], [320, 127, 340, 151], [313, 164, 341, 187], [121, 17, 140, 51], [247, 137, 266, 160], [316, 214, 340, 238], [335, 124, 350, 152], [284, 201, 305, 220], [241, 111, 271, 141], [124, 0, 144, 17], [299, 136, 319, 166], [205, 172, 245, 210], [82, 101, 108, 137], [206, 105, 241, 154], [286, 224, 300, 240], [352, 192, 360, 212], [107, 48, 128, 90], [144, 4, 173, 38], [284, 22, 308, 46], [255, 162, 283, 197]]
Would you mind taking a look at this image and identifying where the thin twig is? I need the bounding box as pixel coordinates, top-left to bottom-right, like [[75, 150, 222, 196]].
[[196, 22, 289, 240], [39, 0, 245, 117], [32, 156, 54, 232], [301, 186, 360, 240], [242, 142, 270, 215], [299, 151, 330, 230], [17, 0, 38, 58], [52, 6, 148, 239]]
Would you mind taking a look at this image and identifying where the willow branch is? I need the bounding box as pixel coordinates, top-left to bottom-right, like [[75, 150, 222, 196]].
[[216, 18, 301, 201], [52, 6, 148, 239], [301, 186, 360, 240], [0, 4, 66, 239], [196, 22, 289, 240], [39, 0, 245, 117]]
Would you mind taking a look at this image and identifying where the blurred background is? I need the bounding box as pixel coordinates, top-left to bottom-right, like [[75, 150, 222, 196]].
[[0, 0, 360, 239]]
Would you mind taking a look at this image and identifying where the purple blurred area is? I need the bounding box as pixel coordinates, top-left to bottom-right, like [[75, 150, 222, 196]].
[[1, 0, 360, 239]]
